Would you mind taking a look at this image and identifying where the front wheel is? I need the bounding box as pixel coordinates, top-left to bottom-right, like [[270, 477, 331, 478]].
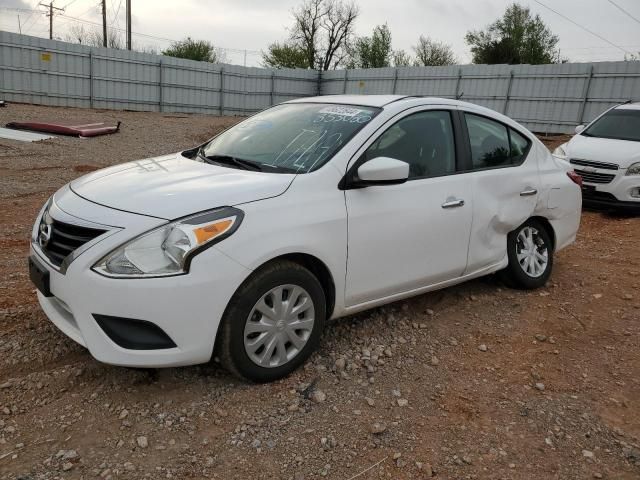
[[217, 260, 326, 382], [500, 219, 553, 289]]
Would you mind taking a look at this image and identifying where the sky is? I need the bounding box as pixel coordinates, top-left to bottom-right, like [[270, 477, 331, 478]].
[[1, 0, 640, 66]]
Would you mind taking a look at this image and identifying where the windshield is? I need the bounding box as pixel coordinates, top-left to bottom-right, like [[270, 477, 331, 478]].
[[200, 103, 379, 173], [583, 109, 640, 142]]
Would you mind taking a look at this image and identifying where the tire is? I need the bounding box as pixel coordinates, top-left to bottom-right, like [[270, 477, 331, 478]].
[[217, 260, 326, 383], [500, 218, 554, 290]]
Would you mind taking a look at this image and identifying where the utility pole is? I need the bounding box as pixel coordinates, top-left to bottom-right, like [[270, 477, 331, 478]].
[[39, 2, 64, 40], [101, 0, 107, 47], [17, 15, 21, 34], [126, 0, 132, 50]]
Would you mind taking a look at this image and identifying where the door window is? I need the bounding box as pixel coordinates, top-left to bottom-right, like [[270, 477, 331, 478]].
[[362, 111, 456, 179], [464, 113, 530, 169]]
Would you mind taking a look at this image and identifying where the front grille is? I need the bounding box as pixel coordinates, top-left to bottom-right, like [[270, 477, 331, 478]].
[[41, 220, 106, 267], [570, 158, 619, 171], [574, 169, 616, 184]]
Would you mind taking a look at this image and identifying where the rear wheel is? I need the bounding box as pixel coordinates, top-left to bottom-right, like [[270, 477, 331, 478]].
[[218, 260, 326, 382], [501, 219, 553, 289]]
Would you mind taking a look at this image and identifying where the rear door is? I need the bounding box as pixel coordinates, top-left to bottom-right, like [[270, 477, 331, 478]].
[[344, 108, 473, 307], [457, 110, 541, 274]]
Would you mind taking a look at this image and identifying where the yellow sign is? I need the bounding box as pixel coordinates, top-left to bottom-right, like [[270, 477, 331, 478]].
[[40, 53, 51, 62]]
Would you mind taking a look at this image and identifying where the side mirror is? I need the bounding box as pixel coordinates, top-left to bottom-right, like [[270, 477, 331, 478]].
[[355, 157, 409, 186], [575, 124, 585, 134]]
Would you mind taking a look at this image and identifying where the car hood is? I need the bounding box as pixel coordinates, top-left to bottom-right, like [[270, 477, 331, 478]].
[[70, 153, 295, 219], [567, 134, 640, 169]]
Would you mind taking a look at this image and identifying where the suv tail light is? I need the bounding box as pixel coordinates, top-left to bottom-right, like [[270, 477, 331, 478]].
[[567, 171, 583, 187]]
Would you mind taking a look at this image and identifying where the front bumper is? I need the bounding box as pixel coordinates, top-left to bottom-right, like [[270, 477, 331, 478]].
[[581, 189, 640, 212], [31, 188, 251, 368], [579, 172, 640, 211]]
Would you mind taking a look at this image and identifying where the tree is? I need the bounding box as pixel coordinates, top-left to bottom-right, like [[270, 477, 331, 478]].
[[465, 3, 559, 64], [64, 24, 123, 49], [392, 50, 413, 67], [267, 0, 359, 70], [162, 37, 224, 63], [262, 42, 308, 69], [413, 35, 456, 66], [348, 24, 392, 69]]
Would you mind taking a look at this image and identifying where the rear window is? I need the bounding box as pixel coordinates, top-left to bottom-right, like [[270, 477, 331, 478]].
[[583, 109, 640, 142], [464, 114, 531, 169]]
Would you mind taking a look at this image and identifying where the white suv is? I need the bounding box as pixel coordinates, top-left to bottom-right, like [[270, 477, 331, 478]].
[[29, 95, 582, 382], [553, 102, 640, 211]]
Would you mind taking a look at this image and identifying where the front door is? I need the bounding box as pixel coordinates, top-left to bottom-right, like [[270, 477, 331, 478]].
[[344, 109, 473, 307]]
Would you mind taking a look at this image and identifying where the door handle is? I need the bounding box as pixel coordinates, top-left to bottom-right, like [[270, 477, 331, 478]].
[[441, 198, 465, 209], [520, 188, 538, 197]]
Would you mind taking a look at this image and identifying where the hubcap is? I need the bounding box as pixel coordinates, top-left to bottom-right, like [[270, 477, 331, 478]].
[[244, 284, 315, 368], [516, 226, 549, 278]]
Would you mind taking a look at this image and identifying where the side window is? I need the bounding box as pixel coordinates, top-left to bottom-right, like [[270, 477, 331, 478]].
[[509, 129, 530, 164], [464, 113, 531, 169], [363, 110, 456, 179]]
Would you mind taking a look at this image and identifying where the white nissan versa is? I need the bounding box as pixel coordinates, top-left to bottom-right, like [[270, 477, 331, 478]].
[[552, 102, 640, 212], [29, 95, 582, 382]]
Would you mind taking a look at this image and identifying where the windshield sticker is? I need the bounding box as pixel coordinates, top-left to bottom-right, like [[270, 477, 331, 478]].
[[318, 106, 366, 117]]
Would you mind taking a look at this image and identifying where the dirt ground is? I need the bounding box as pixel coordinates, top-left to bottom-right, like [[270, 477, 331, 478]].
[[0, 104, 638, 480]]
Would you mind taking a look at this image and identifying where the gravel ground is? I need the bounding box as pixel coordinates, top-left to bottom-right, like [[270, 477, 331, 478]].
[[0, 104, 638, 480]]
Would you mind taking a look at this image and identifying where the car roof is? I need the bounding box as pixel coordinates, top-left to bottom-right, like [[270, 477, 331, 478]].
[[285, 95, 411, 107], [614, 102, 640, 111], [285, 94, 477, 109]]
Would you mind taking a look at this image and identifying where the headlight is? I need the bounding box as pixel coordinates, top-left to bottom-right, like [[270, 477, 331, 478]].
[[552, 143, 568, 160], [93, 207, 243, 278], [626, 162, 640, 176]]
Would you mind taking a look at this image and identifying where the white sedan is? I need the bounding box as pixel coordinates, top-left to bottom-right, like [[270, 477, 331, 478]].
[[29, 95, 582, 382], [553, 102, 640, 211]]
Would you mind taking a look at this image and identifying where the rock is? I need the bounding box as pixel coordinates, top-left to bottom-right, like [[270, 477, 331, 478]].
[[62, 462, 74, 471], [56, 449, 78, 461], [593, 293, 602, 299], [392, 389, 401, 397], [426, 309, 434, 316], [623, 293, 633, 300], [136, 436, 148, 448], [123, 462, 135, 471], [397, 398, 408, 407], [334, 358, 346, 372], [593, 473, 603, 479], [582, 449, 594, 458], [393, 452, 402, 460], [424, 463, 433, 477], [364, 397, 375, 407], [478, 344, 488, 352], [0, 382, 11, 389], [535, 383, 545, 391], [535, 334, 547, 342], [251, 439, 261, 449], [430, 356, 439, 366], [369, 422, 387, 434], [119, 409, 129, 420], [310, 390, 327, 404]]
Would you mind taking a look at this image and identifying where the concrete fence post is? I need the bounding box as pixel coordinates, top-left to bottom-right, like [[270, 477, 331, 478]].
[[578, 64, 594, 125], [342, 70, 348, 94]]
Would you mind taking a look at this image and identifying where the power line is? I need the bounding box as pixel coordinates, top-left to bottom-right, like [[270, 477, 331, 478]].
[[606, 0, 640, 26], [533, 0, 633, 55]]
